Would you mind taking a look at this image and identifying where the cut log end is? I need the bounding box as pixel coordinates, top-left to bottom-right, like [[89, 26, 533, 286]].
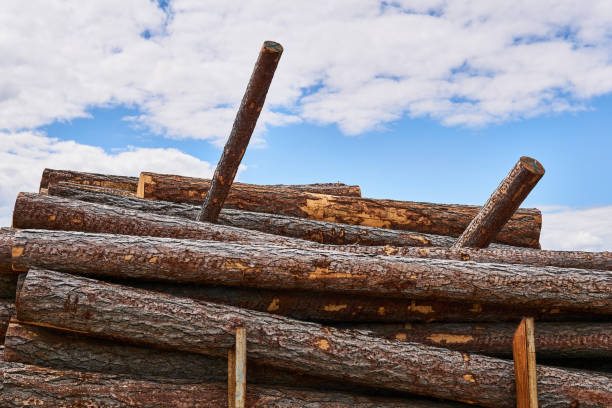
[[519, 156, 545, 176], [263, 41, 283, 53]]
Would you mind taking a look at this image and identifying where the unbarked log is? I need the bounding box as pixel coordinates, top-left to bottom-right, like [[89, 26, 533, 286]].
[[199, 41, 283, 222], [132, 280, 605, 323], [342, 322, 612, 358], [13, 230, 612, 313], [138, 172, 541, 248], [454, 157, 545, 249], [40, 168, 139, 192], [45, 183, 612, 270], [0, 299, 15, 339], [49, 182, 453, 247], [16, 270, 612, 408], [0, 361, 463, 408]]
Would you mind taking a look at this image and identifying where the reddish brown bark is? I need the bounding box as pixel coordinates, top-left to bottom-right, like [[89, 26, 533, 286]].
[[40, 168, 139, 192], [16, 270, 612, 408], [13, 230, 612, 313], [49, 182, 449, 247], [0, 361, 464, 408], [199, 41, 283, 222], [138, 172, 541, 248], [343, 322, 612, 358], [454, 157, 545, 248], [0, 299, 15, 340]]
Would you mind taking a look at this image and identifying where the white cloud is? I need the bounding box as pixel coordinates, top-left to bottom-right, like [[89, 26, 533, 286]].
[[540, 206, 612, 251], [0, 131, 213, 226], [1, 0, 611, 140]]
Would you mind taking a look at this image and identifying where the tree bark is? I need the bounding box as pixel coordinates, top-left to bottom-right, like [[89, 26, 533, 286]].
[[46, 184, 612, 269], [0, 361, 463, 408], [39, 168, 139, 192], [0, 299, 15, 340], [454, 157, 545, 248], [341, 322, 612, 358], [137, 172, 542, 248], [199, 41, 283, 222], [132, 280, 600, 323], [1, 227, 14, 271], [49, 183, 453, 247], [13, 230, 612, 313], [16, 270, 612, 408]]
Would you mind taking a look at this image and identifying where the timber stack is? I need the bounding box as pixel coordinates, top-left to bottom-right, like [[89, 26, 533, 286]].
[[1, 41, 611, 407]]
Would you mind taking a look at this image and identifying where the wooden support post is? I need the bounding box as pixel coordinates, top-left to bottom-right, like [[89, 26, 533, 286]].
[[199, 41, 283, 223], [454, 157, 544, 248], [229, 328, 246, 408], [513, 317, 538, 408]]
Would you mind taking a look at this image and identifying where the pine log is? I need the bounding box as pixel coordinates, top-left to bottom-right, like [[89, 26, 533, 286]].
[[0, 361, 463, 408], [454, 157, 545, 248], [16, 270, 612, 408], [49, 182, 452, 247], [138, 172, 542, 248], [44, 183, 612, 270], [0, 299, 15, 340], [199, 41, 283, 222], [40, 168, 139, 192], [1, 227, 13, 270], [341, 322, 612, 358], [13, 230, 612, 313], [134, 280, 601, 323], [52, 182, 137, 197]]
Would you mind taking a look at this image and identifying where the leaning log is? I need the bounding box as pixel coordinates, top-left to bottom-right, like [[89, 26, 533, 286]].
[[343, 322, 612, 358], [48, 183, 455, 247], [16, 270, 612, 408], [0, 299, 14, 339], [137, 172, 541, 248], [45, 184, 612, 270], [454, 157, 545, 248], [133, 280, 599, 323], [0, 361, 462, 408], [40, 168, 139, 192], [13, 231, 612, 313]]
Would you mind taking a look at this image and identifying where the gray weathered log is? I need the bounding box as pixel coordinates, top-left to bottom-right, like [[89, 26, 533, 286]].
[[138, 172, 542, 248], [49, 183, 452, 247], [0, 361, 461, 408], [16, 270, 612, 408], [12, 230, 612, 313], [454, 157, 545, 249], [342, 322, 612, 358]]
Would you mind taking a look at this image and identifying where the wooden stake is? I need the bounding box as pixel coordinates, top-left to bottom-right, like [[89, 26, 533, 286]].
[[235, 327, 247, 408], [513, 317, 538, 408], [454, 156, 544, 248], [227, 348, 236, 408], [199, 41, 283, 223]]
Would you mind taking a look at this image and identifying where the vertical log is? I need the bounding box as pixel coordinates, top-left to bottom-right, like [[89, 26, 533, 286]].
[[513, 318, 538, 408], [199, 41, 283, 222], [454, 157, 544, 248], [235, 327, 247, 408]]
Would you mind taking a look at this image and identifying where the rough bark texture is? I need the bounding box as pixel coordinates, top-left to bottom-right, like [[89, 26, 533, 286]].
[[199, 41, 283, 222], [454, 157, 545, 248], [132, 280, 601, 323], [0, 299, 15, 340], [0, 227, 14, 271], [0, 361, 463, 408], [13, 230, 612, 313], [138, 172, 541, 248], [51, 182, 137, 197], [40, 168, 138, 192], [49, 183, 452, 247], [16, 270, 612, 408], [342, 322, 612, 358]]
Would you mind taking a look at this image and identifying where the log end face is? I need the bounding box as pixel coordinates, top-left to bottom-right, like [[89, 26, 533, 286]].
[[519, 156, 545, 176], [263, 41, 283, 54]]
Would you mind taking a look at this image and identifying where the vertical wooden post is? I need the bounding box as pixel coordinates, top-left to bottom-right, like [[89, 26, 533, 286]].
[[199, 41, 283, 223], [228, 327, 246, 408], [513, 317, 538, 408], [453, 156, 544, 249]]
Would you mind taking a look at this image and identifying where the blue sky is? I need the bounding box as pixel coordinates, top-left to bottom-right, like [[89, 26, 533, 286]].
[[1, 0, 612, 250]]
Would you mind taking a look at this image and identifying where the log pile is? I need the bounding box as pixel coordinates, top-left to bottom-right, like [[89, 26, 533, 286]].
[[0, 166, 610, 408], [1, 43, 611, 408]]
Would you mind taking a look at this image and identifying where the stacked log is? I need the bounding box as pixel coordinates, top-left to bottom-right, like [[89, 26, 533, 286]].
[[1, 166, 611, 407]]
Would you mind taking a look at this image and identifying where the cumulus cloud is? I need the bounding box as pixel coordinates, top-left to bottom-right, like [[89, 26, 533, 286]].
[[1, 0, 612, 141], [540, 206, 612, 252], [0, 131, 213, 226]]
